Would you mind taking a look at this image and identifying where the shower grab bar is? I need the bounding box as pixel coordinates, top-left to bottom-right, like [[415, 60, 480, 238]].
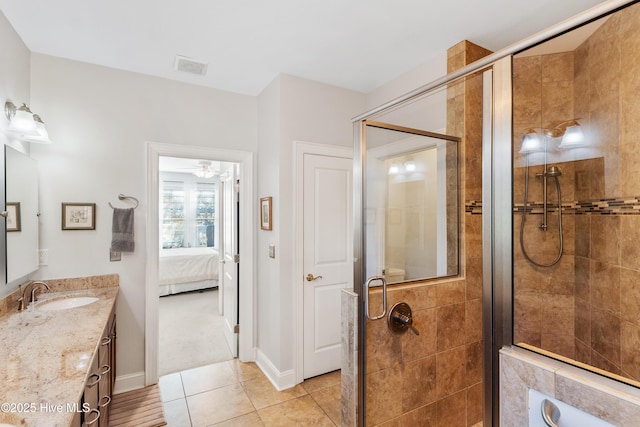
[[541, 399, 561, 427], [364, 276, 387, 320]]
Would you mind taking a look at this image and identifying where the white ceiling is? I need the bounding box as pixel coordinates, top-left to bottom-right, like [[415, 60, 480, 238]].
[[0, 0, 607, 96]]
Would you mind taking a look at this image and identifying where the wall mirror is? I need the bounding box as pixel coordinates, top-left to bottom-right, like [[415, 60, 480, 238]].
[[6, 146, 39, 284], [364, 120, 459, 284], [512, 1, 640, 387]]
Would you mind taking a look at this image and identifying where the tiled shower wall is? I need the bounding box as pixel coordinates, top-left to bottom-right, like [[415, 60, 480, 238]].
[[512, 51, 578, 359], [512, 2, 640, 385], [572, 5, 640, 383], [345, 41, 491, 427]]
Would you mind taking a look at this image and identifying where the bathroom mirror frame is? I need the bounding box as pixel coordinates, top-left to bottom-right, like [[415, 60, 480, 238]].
[[0, 145, 6, 286], [0, 145, 40, 294]]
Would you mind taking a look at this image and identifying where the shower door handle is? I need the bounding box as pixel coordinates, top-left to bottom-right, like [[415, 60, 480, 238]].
[[364, 276, 387, 320]]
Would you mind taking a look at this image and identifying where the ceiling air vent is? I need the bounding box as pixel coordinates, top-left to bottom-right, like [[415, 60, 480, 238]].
[[174, 55, 208, 76]]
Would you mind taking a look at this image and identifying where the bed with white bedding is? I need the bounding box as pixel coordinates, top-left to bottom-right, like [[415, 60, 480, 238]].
[[159, 247, 220, 296]]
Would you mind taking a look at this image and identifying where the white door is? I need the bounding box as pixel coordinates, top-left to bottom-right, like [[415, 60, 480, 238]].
[[303, 153, 353, 378], [221, 168, 239, 357]]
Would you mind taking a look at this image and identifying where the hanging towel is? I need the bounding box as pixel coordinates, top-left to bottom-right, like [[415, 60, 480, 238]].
[[111, 208, 135, 252]]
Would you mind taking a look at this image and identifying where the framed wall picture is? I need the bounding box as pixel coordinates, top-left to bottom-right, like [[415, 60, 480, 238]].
[[260, 197, 272, 230], [62, 203, 96, 230], [6, 202, 21, 232]]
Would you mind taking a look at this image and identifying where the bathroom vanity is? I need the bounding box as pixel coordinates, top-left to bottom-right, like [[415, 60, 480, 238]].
[[0, 283, 118, 427]]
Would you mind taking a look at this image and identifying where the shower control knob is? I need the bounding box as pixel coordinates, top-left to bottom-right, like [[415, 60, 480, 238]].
[[387, 302, 420, 335]]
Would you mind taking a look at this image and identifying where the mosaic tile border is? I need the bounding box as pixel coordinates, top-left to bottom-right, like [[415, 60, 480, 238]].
[[466, 197, 640, 215]]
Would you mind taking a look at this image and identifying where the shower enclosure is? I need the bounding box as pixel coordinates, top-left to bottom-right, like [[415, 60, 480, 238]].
[[511, 1, 640, 389], [351, 56, 493, 426], [348, 3, 640, 426]]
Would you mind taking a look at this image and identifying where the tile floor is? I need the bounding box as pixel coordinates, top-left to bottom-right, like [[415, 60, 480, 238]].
[[160, 359, 341, 426]]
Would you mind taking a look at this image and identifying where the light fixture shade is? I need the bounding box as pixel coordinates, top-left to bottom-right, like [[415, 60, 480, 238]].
[[519, 130, 544, 153], [21, 114, 52, 144], [7, 104, 39, 136], [193, 161, 216, 178], [404, 160, 416, 172], [558, 123, 584, 148], [388, 163, 400, 175]]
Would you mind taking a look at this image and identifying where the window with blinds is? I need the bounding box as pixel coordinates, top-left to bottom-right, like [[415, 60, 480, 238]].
[[162, 180, 216, 249]]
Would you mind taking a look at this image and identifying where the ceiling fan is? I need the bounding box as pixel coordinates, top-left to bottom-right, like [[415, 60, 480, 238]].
[[192, 160, 218, 178]]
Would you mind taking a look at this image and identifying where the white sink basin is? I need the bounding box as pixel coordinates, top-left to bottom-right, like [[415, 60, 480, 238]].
[[36, 296, 99, 311]]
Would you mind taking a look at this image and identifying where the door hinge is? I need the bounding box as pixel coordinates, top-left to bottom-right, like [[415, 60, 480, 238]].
[[234, 254, 240, 263], [234, 180, 240, 193], [233, 324, 240, 334]]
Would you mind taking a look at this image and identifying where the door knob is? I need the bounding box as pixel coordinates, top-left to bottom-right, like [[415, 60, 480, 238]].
[[306, 273, 323, 282]]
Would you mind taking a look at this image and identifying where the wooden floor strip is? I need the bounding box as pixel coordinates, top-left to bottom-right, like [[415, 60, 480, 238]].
[[109, 384, 167, 427]]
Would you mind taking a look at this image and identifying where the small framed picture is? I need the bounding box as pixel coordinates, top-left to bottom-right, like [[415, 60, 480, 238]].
[[62, 203, 96, 230], [6, 202, 21, 232], [260, 197, 272, 230]]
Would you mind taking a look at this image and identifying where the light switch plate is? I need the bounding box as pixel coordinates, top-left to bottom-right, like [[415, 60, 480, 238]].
[[38, 249, 48, 266], [269, 244, 275, 258], [110, 250, 121, 262]]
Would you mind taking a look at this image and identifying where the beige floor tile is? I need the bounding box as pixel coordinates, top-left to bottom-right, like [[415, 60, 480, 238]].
[[229, 359, 264, 382], [159, 372, 185, 402], [187, 383, 255, 427], [302, 370, 341, 393], [310, 384, 341, 425], [163, 398, 192, 427], [181, 361, 238, 396], [258, 395, 335, 426], [211, 411, 265, 426], [242, 375, 308, 410]]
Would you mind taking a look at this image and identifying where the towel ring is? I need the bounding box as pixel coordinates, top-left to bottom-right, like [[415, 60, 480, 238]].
[[109, 194, 139, 209]]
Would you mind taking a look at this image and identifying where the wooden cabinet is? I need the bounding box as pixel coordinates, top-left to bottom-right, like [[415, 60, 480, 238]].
[[74, 309, 116, 427], [98, 312, 116, 426]]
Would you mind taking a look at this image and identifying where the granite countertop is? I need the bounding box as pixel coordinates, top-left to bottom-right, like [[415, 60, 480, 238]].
[[0, 286, 118, 427]]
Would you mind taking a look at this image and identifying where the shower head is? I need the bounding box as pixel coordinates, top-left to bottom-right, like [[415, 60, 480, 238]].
[[546, 165, 562, 177]]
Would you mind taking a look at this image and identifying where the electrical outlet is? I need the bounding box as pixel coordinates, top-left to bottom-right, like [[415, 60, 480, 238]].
[[38, 249, 48, 266]]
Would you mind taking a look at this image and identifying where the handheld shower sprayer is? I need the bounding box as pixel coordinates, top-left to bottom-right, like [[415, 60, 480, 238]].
[[520, 156, 564, 267]]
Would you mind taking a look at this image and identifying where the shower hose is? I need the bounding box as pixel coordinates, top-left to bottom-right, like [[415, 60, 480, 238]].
[[520, 158, 564, 267]]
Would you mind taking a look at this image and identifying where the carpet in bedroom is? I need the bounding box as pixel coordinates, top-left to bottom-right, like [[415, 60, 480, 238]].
[[159, 288, 233, 376]]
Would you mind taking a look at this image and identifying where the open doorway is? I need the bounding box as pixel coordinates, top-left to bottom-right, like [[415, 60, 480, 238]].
[[145, 142, 255, 387], [157, 156, 239, 375]]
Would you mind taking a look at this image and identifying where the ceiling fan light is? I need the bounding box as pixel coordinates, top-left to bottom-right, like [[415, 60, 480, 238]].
[[193, 160, 216, 178]]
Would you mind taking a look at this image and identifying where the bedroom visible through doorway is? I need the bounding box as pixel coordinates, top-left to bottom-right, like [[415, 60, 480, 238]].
[[157, 156, 240, 375]]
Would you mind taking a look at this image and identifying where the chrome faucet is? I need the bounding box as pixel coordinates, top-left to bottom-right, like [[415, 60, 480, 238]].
[[18, 281, 51, 311]]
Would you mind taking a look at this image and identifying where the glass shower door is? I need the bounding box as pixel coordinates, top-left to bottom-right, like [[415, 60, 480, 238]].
[[354, 70, 490, 426]]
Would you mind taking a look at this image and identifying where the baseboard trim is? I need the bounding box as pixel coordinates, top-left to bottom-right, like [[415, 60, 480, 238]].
[[255, 349, 296, 391], [114, 371, 146, 394]]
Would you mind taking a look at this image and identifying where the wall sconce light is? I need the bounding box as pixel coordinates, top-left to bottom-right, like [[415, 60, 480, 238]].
[[193, 160, 216, 178], [404, 160, 416, 172], [4, 101, 52, 144], [519, 129, 545, 153], [388, 163, 400, 175], [557, 120, 584, 148], [520, 119, 584, 153]]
